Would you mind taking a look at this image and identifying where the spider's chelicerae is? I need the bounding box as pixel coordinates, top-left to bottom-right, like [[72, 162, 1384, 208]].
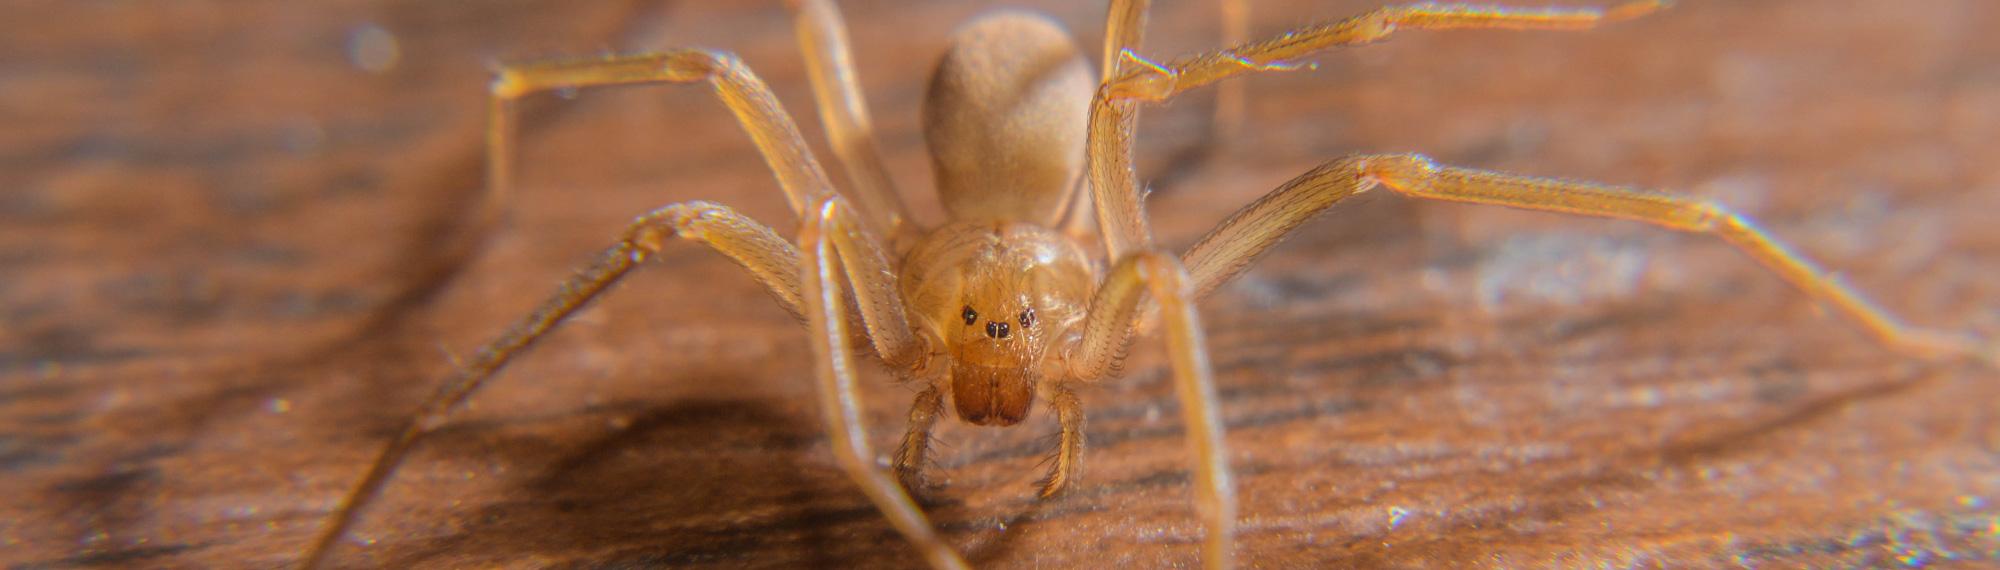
[[303, 1, 1996, 568]]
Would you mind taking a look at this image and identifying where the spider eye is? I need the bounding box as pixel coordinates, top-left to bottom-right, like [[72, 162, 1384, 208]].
[[1018, 307, 1036, 329], [962, 306, 978, 325]]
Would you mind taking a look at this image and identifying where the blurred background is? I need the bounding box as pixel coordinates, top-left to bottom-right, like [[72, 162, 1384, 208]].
[[4, 1, 1998, 567]]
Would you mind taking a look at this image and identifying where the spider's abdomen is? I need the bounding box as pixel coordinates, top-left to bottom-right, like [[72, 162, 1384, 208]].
[[922, 10, 1093, 227]]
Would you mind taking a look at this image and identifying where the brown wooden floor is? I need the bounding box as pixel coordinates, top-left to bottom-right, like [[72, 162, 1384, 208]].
[[5, 1, 1999, 568]]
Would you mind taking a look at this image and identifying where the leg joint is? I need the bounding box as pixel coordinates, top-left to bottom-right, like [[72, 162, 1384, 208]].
[[1681, 199, 1737, 231], [1344, 152, 1438, 190], [797, 195, 848, 243], [625, 201, 724, 254], [1130, 250, 1196, 300]]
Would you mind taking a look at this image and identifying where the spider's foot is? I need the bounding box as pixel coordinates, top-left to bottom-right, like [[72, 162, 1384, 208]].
[[1035, 474, 1068, 499], [1607, 0, 1672, 22], [894, 461, 934, 496], [1035, 459, 1080, 499], [1889, 328, 1996, 368]]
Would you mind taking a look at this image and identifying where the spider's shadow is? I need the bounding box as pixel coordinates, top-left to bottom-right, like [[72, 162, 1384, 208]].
[[379, 391, 1026, 568]]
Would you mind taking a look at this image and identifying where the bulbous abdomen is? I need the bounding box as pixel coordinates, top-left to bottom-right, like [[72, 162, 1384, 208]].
[[922, 10, 1093, 226]]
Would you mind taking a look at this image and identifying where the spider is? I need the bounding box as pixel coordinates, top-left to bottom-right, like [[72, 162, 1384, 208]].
[[301, 0, 1997, 568]]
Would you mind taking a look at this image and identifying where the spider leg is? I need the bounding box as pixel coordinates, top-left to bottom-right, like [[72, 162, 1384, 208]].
[[1086, 0, 1665, 260], [801, 199, 969, 570], [307, 50, 942, 567], [787, 0, 914, 241], [495, 49, 924, 364], [1101, 0, 1152, 80], [1091, 0, 1158, 262], [491, 50, 832, 222], [893, 385, 945, 492], [300, 202, 804, 568], [1181, 153, 1994, 364], [301, 199, 948, 568], [1064, 252, 1234, 570], [1104, 0, 1665, 103], [1037, 385, 1086, 498], [1212, 0, 1250, 142]]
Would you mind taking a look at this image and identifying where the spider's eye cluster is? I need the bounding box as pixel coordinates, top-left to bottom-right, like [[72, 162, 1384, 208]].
[[963, 304, 1032, 339]]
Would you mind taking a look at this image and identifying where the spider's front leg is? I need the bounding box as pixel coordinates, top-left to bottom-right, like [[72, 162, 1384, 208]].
[[306, 47, 965, 569], [1037, 385, 1087, 498], [1180, 154, 1996, 364], [1064, 252, 1234, 569], [799, 199, 968, 570], [787, 0, 913, 241], [893, 385, 945, 492], [299, 201, 805, 569], [1087, 0, 1667, 260]]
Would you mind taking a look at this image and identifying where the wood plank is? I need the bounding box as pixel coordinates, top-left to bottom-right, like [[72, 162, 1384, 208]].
[[4, 1, 1997, 568]]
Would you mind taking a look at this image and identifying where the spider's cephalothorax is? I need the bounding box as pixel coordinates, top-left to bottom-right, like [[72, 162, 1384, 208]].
[[900, 222, 1095, 425]]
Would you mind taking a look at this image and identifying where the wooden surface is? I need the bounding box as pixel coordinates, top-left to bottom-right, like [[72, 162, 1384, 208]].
[[6, 1, 2000, 568]]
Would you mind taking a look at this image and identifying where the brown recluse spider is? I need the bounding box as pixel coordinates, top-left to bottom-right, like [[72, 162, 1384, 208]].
[[301, 1, 1997, 568]]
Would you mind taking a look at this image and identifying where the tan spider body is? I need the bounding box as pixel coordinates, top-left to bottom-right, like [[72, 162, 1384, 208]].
[[301, 1, 1995, 568], [904, 12, 1098, 432]]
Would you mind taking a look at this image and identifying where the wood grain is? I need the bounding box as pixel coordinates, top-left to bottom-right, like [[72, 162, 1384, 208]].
[[5, 1, 1999, 568]]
